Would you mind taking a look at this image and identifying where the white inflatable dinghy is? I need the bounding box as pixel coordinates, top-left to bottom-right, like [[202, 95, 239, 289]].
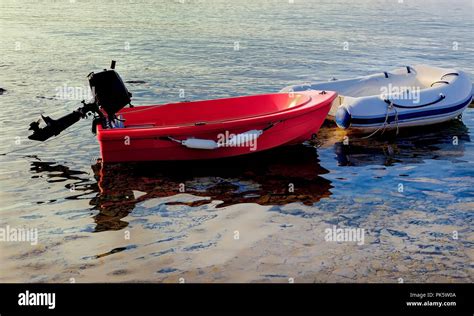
[[282, 65, 473, 133]]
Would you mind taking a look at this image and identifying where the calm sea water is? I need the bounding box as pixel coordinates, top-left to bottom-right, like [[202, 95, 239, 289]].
[[0, 0, 473, 282]]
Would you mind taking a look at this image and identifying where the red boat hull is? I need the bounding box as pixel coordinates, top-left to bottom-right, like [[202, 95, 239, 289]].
[[97, 91, 336, 162]]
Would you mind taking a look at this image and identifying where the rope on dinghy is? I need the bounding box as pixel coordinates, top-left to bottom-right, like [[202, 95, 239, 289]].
[[360, 101, 399, 139]]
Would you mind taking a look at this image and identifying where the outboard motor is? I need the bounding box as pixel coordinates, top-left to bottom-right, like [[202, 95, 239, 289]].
[[88, 60, 132, 120], [28, 61, 132, 141]]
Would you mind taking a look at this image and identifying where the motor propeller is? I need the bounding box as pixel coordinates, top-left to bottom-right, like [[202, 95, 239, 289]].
[[28, 102, 102, 141]]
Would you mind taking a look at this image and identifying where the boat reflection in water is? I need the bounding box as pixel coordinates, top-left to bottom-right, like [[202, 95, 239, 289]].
[[318, 120, 470, 167], [28, 119, 469, 233], [90, 145, 333, 232]]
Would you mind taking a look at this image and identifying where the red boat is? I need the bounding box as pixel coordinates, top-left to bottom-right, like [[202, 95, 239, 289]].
[[97, 91, 335, 162], [27, 62, 336, 163]]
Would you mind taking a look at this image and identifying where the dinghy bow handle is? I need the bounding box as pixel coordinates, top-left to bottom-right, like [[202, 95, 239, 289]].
[[430, 81, 449, 87], [429, 73, 459, 88], [384, 93, 446, 109], [440, 73, 459, 80]]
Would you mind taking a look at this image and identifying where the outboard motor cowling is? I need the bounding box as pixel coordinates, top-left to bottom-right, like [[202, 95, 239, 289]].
[[88, 65, 132, 119]]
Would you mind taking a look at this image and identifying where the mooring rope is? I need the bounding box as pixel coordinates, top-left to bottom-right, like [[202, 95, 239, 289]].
[[360, 101, 399, 139]]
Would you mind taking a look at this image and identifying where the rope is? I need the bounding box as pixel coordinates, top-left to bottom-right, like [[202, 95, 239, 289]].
[[164, 136, 183, 144], [360, 101, 399, 139], [394, 107, 400, 135], [118, 104, 163, 114]]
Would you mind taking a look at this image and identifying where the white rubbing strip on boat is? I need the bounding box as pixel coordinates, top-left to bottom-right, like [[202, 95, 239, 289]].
[[18, 291, 55, 310]]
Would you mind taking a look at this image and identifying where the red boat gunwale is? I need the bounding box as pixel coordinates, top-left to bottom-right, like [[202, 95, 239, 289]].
[[97, 93, 332, 140]]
